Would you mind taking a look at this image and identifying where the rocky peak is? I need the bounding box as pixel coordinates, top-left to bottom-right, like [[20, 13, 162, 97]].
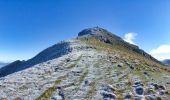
[[78, 27, 107, 36], [78, 27, 163, 65], [78, 27, 121, 40], [78, 27, 123, 45]]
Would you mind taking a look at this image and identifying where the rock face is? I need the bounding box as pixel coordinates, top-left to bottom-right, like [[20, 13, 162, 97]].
[[0, 27, 170, 100]]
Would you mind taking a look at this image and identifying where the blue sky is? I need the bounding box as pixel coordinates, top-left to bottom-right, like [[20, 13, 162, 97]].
[[0, 0, 170, 62]]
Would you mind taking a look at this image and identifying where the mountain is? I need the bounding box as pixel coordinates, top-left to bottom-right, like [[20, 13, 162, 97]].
[[0, 41, 72, 77], [0, 62, 9, 68], [0, 27, 170, 100], [162, 59, 170, 65]]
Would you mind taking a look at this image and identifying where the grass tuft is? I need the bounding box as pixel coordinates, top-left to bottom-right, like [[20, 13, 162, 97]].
[[79, 69, 88, 83], [36, 79, 62, 100], [85, 82, 96, 100]]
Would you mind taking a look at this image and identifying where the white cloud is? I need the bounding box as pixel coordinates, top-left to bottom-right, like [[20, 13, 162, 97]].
[[150, 45, 170, 54], [123, 33, 137, 45], [150, 44, 170, 60]]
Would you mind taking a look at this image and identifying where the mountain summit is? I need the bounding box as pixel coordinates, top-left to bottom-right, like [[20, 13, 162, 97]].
[[0, 27, 170, 100], [79, 27, 161, 64]]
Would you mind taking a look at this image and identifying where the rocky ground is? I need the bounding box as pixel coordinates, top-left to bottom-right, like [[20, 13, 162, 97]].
[[0, 38, 170, 100]]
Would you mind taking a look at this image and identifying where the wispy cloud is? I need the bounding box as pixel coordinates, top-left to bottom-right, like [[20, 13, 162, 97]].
[[150, 44, 170, 60], [123, 33, 137, 45]]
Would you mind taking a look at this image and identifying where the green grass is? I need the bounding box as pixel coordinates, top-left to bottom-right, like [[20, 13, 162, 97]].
[[39, 76, 74, 100], [85, 82, 96, 100], [79, 69, 88, 84], [106, 66, 113, 75], [36, 78, 63, 100], [120, 65, 127, 70], [114, 88, 125, 100], [94, 62, 100, 68], [36, 86, 57, 100], [150, 71, 162, 80], [15, 97, 21, 100], [79, 36, 168, 73], [132, 70, 148, 81], [66, 55, 82, 69], [76, 55, 82, 62], [67, 63, 76, 69]]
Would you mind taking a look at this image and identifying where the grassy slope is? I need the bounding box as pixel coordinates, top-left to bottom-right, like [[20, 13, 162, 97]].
[[79, 37, 170, 72], [36, 37, 170, 99], [79, 37, 170, 99]]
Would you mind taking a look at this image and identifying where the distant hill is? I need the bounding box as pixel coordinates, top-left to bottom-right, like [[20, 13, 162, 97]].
[[0, 62, 9, 68], [162, 59, 170, 65]]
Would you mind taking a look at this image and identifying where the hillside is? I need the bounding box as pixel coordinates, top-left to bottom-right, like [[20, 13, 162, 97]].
[[0, 41, 72, 77], [0, 27, 170, 100]]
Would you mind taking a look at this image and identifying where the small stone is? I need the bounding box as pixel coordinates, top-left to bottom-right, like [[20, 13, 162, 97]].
[[124, 92, 132, 99], [143, 72, 147, 75], [102, 84, 115, 92], [47, 61, 51, 64], [117, 64, 122, 67], [57, 86, 61, 89], [84, 80, 89, 85], [158, 85, 165, 90], [144, 88, 155, 95], [129, 65, 134, 70], [57, 87, 65, 99], [58, 91, 64, 99], [55, 68, 59, 72], [159, 90, 165, 96], [165, 90, 170, 95], [135, 87, 144, 95], [66, 58, 71, 62], [157, 96, 162, 100], [133, 95, 144, 100], [133, 82, 143, 87], [145, 95, 157, 100], [102, 92, 116, 100], [151, 83, 159, 90]]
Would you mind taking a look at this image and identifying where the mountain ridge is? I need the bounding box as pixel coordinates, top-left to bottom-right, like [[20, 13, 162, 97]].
[[0, 41, 72, 77], [0, 62, 9, 68], [0, 27, 170, 100], [0, 27, 163, 77]]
